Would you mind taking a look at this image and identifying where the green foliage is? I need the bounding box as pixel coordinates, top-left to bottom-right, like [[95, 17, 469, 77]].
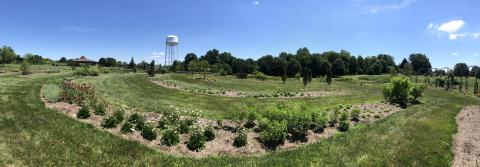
[[43, 84, 60, 103], [203, 125, 216, 141], [254, 71, 267, 81], [351, 108, 361, 121], [187, 127, 206, 151], [113, 109, 125, 123], [286, 113, 311, 136], [383, 76, 411, 107], [158, 111, 180, 130], [233, 130, 248, 147], [20, 60, 30, 75], [141, 124, 157, 141], [77, 105, 91, 119], [135, 117, 146, 131], [74, 66, 99, 76], [260, 120, 288, 148], [339, 111, 349, 122], [178, 118, 195, 134], [161, 128, 180, 146], [311, 112, 327, 132], [101, 117, 119, 129], [410, 83, 426, 102], [94, 104, 107, 116], [127, 113, 142, 124], [147, 60, 156, 77], [337, 120, 349, 132], [120, 122, 134, 134]]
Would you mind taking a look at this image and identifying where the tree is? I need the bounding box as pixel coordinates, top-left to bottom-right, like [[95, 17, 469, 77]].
[[197, 60, 209, 79], [184, 53, 198, 71], [331, 58, 346, 76], [202, 49, 219, 65], [409, 53, 432, 75], [302, 68, 312, 87], [348, 56, 358, 75], [187, 60, 199, 78], [357, 56, 365, 74], [367, 62, 382, 75], [326, 70, 332, 85], [0, 46, 16, 66], [24, 53, 44, 65], [147, 60, 155, 77], [454, 63, 469, 92], [128, 57, 136, 72], [20, 60, 30, 75], [218, 52, 234, 66], [59, 57, 67, 64], [281, 63, 287, 84], [319, 60, 331, 77], [286, 59, 302, 77]]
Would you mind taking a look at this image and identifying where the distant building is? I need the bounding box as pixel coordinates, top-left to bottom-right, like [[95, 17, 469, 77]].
[[73, 56, 97, 66]]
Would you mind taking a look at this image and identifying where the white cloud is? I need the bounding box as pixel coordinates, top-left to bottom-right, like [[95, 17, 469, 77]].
[[253, 1, 260, 5], [150, 52, 165, 58], [474, 53, 479, 56], [428, 20, 470, 40], [65, 25, 96, 32], [449, 33, 467, 40], [451, 53, 460, 56], [471, 33, 480, 39], [437, 20, 465, 33], [364, 0, 416, 14]]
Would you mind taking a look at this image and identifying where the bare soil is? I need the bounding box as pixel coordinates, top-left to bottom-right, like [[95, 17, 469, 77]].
[[453, 105, 480, 167]]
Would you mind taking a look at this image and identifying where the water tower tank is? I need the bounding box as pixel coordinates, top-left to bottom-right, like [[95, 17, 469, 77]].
[[166, 35, 178, 46]]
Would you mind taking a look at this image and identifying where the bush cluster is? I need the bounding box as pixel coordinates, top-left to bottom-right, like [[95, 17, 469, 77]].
[[233, 130, 248, 147], [383, 76, 426, 107], [161, 128, 180, 146], [260, 120, 288, 148], [74, 66, 100, 76], [101, 116, 120, 129], [77, 106, 91, 119], [187, 127, 206, 151], [141, 124, 157, 141], [120, 122, 134, 134], [203, 126, 216, 141]]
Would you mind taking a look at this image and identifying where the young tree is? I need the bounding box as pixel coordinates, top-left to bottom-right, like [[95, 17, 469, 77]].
[[147, 60, 155, 77], [198, 60, 209, 79], [20, 60, 30, 75], [59, 57, 67, 64], [454, 63, 469, 92], [184, 53, 198, 71], [326, 69, 332, 85], [331, 58, 346, 76], [302, 68, 312, 87], [286, 59, 302, 77], [281, 59, 287, 84], [128, 57, 136, 72], [187, 60, 199, 78]]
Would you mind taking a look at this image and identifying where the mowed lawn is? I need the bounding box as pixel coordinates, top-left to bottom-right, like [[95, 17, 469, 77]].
[[0, 67, 479, 166]]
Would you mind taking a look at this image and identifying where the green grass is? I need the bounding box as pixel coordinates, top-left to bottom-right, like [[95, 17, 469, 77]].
[[0, 65, 479, 166], [42, 84, 61, 102]]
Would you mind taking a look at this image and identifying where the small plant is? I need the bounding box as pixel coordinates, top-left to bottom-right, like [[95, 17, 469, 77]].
[[260, 120, 288, 149], [328, 110, 338, 127], [203, 125, 215, 141], [43, 84, 60, 103], [339, 111, 349, 122], [351, 108, 361, 121], [141, 124, 157, 141], [101, 117, 119, 129], [135, 117, 146, 131], [128, 113, 142, 124], [178, 118, 195, 134], [120, 122, 134, 134], [244, 112, 256, 128], [161, 128, 180, 146], [233, 130, 248, 147], [94, 104, 107, 116], [187, 127, 206, 151], [77, 106, 91, 119], [20, 60, 31, 75], [158, 111, 180, 130], [337, 120, 349, 131], [113, 109, 125, 123], [311, 112, 327, 132]]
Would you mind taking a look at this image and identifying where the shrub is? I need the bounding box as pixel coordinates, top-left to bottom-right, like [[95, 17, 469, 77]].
[[74, 66, 99, 76], [311, 112, 327, 132], [286, 113, 310, 136], [120, 122, 134, 134], [383, 76, 411, 107], [410, 83, 426, 102], [233, 130, 248, 147], [260, 120, 288, 148], [141, 124, 157, 141], [339, 111, 349, 122], [113, 109, 125, 123], [244, 112, 256, 128], [187, 127, 206, 151], [101, 117, 119, 129], [158, 111, 180, 130], [135, 117, 146, 131], [94, 104, 107, 116], [59, 81, 97, 106], [254, 71, 267, 81], [337, 120, 349, 131], [128, 113, 142, 124], [203, 125, 215, 141], [257, 117, 269, 132], [351, 108, 361, 121], [161, 128, 180, 146], [20, 60, 30, 75], [178, 118, 195, 134], [328, 110, 338, 127], [77, 106, 91, 119], [43, 84, 61, 103]]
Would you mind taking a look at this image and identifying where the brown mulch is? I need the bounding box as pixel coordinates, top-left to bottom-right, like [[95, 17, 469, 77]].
[[453, 105, 480, 167]]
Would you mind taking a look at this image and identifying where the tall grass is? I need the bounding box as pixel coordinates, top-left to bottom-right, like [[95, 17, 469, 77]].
[[43, 84, 60, 102]]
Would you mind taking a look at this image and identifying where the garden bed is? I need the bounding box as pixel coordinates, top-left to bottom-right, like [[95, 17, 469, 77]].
[[151, 80, 348, 98], [41, 82, 401, 157]]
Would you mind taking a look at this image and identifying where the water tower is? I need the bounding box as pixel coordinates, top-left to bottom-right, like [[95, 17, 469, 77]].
[[165, 35, 179, 66]]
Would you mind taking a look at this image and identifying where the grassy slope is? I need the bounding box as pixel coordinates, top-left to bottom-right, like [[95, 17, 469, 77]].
[[76, 74, 382, 119], [1, 68, 479, 166]]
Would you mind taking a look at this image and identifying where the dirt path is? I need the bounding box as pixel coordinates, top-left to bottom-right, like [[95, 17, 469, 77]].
[[453, 105, 480, 167]]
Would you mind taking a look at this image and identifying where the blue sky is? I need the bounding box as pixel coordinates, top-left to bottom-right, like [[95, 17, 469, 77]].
[[1, 0, 479, 67]]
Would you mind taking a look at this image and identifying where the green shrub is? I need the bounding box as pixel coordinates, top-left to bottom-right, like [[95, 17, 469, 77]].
[[337, 120, 349, 131], [351, 108, 361, 121], [128, 113, 142, 124], [120, 122, 134, 134], [161, 128, 180, 146], [339, 111, 349, 122], [257, 117, 269, 132], [410, 83, 426, 102], [20, 60, 30, 75], [233, 130, 248, 147], [260, 120, 288, 148], [244, 112, 257, 128], [77, 106, 91, 119], [311, 112, 327, 132], [113, 109, 125, 123], [135, 117, 146, 131], [43, 84, 60, 103], [254, 71, 267, 81], [74, 66, 100, 76], [141, 124, 157, 141], [101, 117, 119, 129], [203, 125, 215, 141], [187, 127, 206, 151], [328, 110, 338, 127], [158, 111, 180, 130], [383, 76, 411, 107], [286, 113, 310, 136], [178, 118, 195, 134], [94, 104, 107, 116]]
